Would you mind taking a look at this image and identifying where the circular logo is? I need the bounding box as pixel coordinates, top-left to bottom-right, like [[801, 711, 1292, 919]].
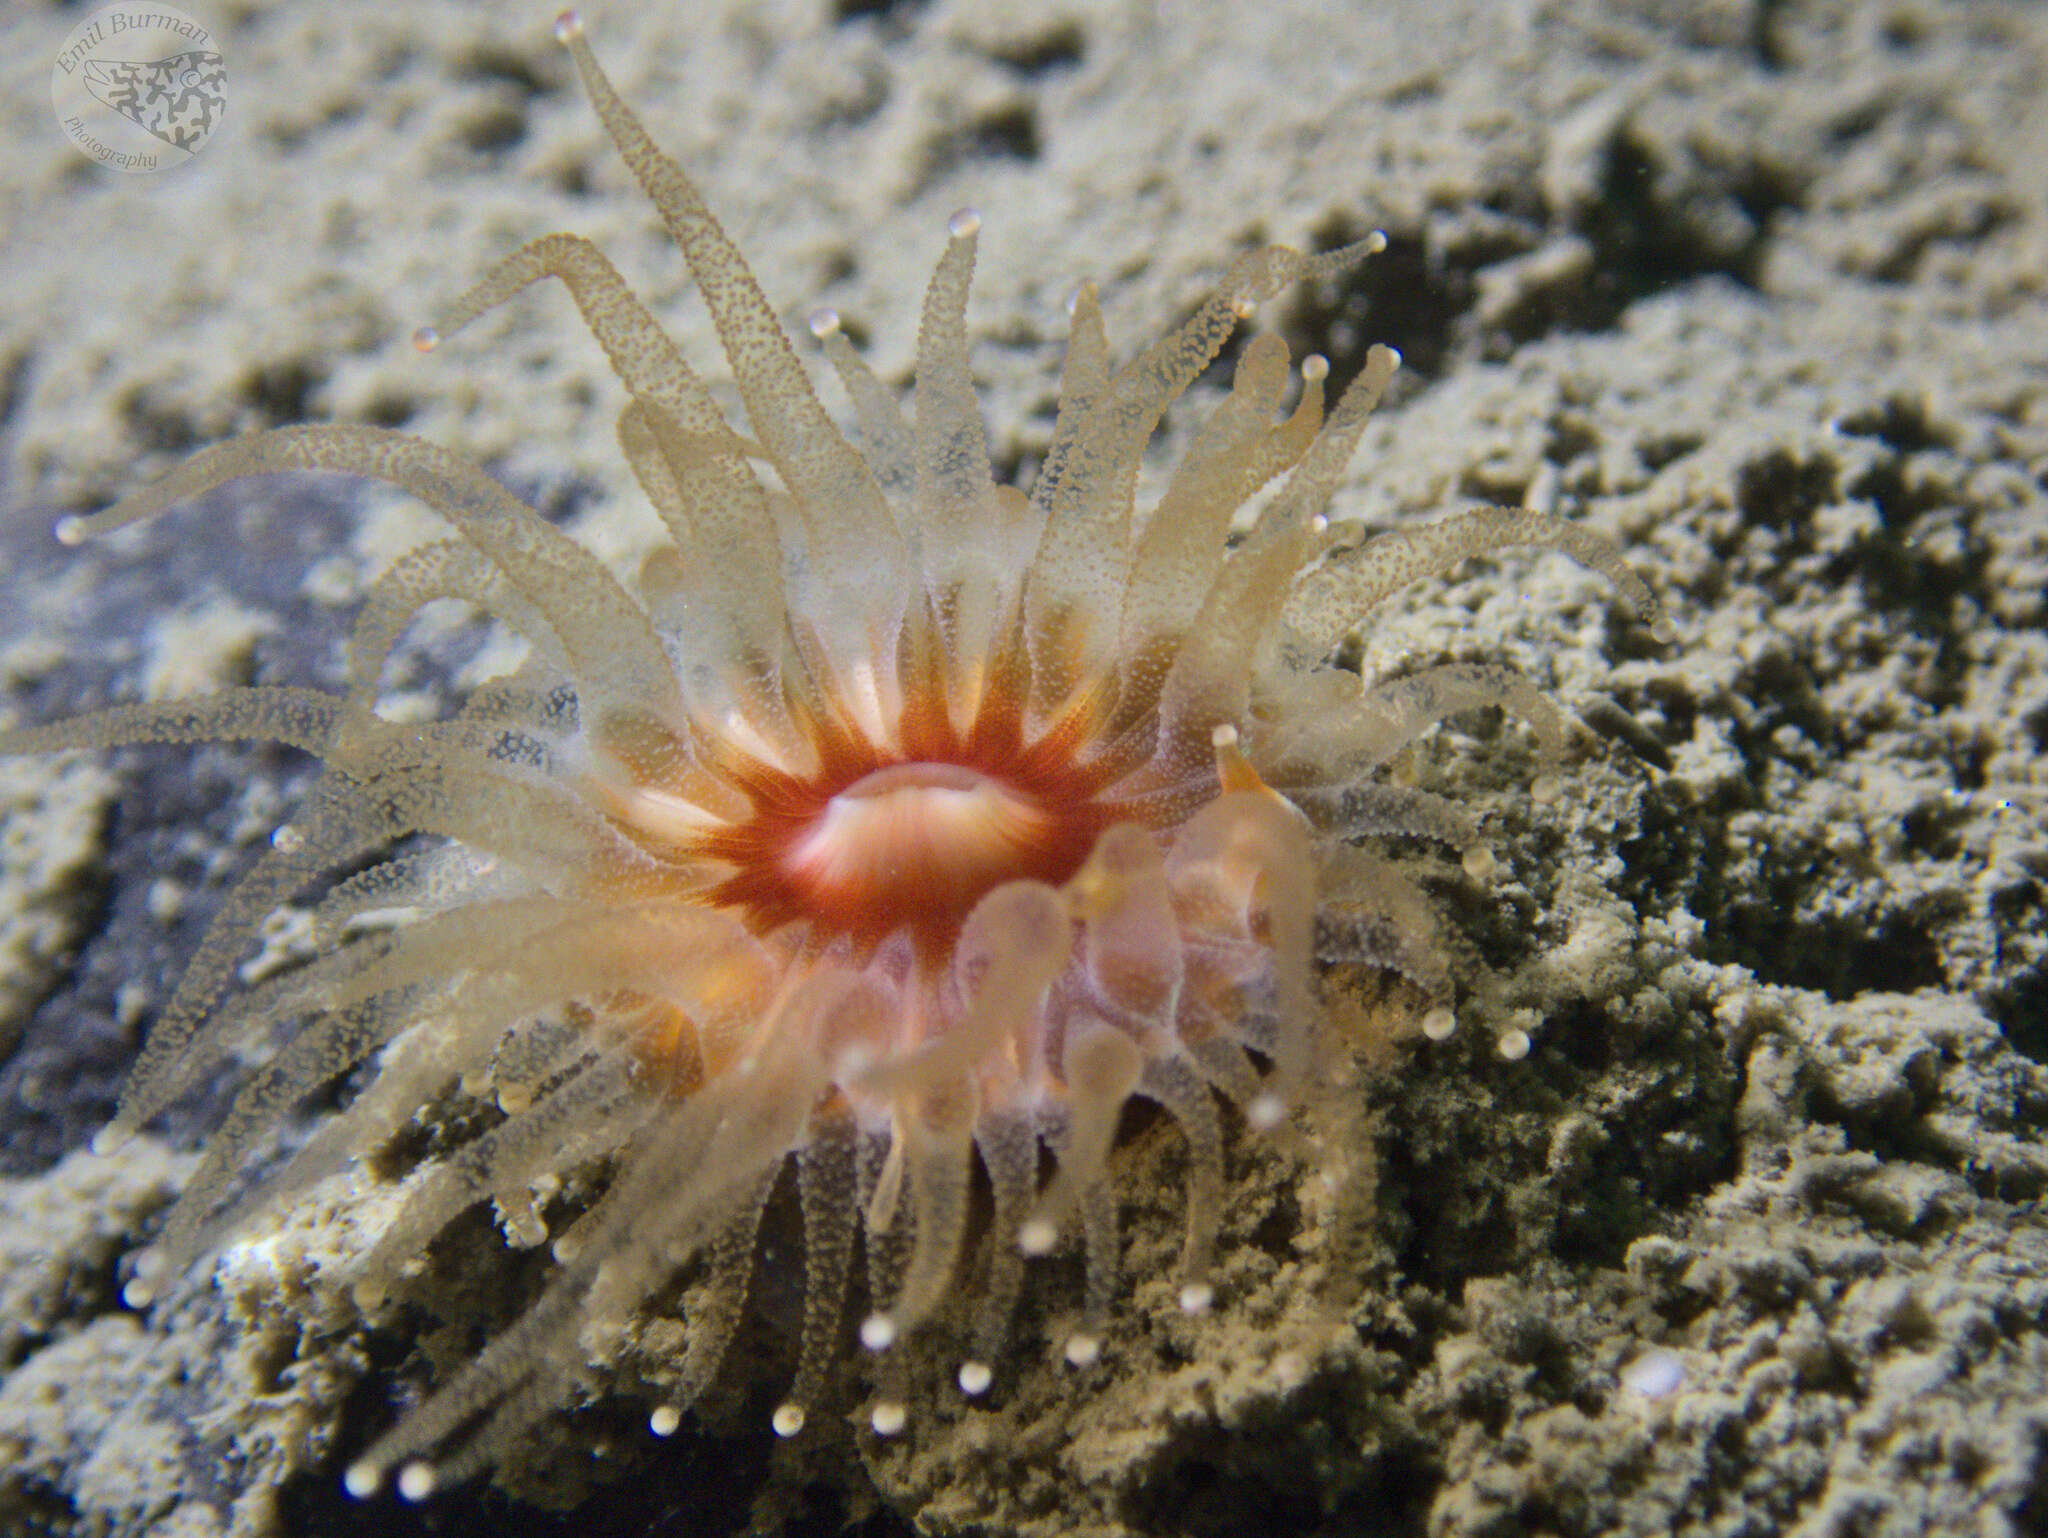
[[50, 3, 227, 175]]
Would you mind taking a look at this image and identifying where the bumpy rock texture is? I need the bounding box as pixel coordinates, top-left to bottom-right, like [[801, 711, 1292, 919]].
[[2, 1, 2044, 1535]]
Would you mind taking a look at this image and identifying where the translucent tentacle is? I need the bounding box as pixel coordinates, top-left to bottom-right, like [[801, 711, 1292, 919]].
[[1019, 1021, 1142, 1256], [346, 539, 572, 700], [910, 211, 998, 569], [554, 19, 908, 622], [355, 1054, 650, 1295], [0, 687, 341, 760], [1026, 238, 1381, 717], [1289, 781, 1479, 850], [1288, 504, 1670, 648], [875, 1094, 975, 1341], [962, 1111, 1038, 1394], [1153, 344, 1401, 741], [1167, 788, 1316, 1122], [1066, 1174, 1118, 1365], [1072, 822, 1182, 1029], [809, 310, 914, 498], [1137, 1051, 1226, 1307], [1270, 660, 1570, 781], [1115, 335, 1324, 719], [773, 1111, 859, 1437], [62, 426, 685, 729], [662, 1172, 776, 1415]]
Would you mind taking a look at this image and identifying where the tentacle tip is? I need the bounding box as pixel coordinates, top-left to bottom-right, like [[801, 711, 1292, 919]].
[[1530, 773, 1562, 806], [1246, 1091, 1286, 1131], [1461, 845, 1498, 882], [1366, 229, 1390, 253], [1178, 1282, 1215, 1315], [649, 1405, 682, 1438], [1650, 616, 1677, 645], [870, 1400, 908, 1437], [1301, 353, 1330, 382], [496, 1083, 535, 1117], [343, 1462, 382, 1500], [120, 1277, 156, 1310], [859, 1312, 898, 1352], [1497, 1028, 1533, 1062], [1063, 1332, 1102, 1368], [771, 1402, 806, 1437], [1064, 281, 1094, 317], [1017, 1217, 1058, 1256], [552, 10, 585, 44], [947, 207, 983, 240], [957, 1360, 994, 1397], [1421, 1005, 1458, 1042], [53, 515, 88, 547], [410, 325, 440, 354], [89, 1124, 130, 1157], [396, 1462, 437, 1503], [806, 306, 841, 340]]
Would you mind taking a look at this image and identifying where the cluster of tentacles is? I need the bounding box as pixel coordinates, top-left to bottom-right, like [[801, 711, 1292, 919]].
[[0, 10, 1663, 1501]]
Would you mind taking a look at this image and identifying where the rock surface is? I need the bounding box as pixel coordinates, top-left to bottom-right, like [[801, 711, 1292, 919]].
[[2, 1, 2045, 1535]]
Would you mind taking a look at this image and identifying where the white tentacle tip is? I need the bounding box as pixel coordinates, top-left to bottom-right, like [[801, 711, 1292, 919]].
[[1421, 1005, 1457, 1042], [859, 1312, 898, 1352], [343, 1462, 382, 1500], [553, 10, 585, 44], [957, 1360, 994, 1397], [806, 306, 841, 340], [649, 1405, 682, 1437], [410, 325, 439, 354], [1178, 1281, 1215, 1315], [771, 1402, 806, 1437], [53, 515, 87, 547], [948, 207, 982, 240], [1063, 1332, 1102, 1368], [1497, 1028, 1533, 1062], [870, 1399, 908, 1436], [1017, 1216, 1057, 1256], [1246, 1091, 1286, 1131], [396, 1462, 436, 1503]]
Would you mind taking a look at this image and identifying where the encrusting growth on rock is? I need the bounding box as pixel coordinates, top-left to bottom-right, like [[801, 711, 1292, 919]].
[[0, 8, 1664, 1502]]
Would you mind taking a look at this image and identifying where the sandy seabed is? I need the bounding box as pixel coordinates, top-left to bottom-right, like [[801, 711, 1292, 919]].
[[2, 1, 2045, 1535]]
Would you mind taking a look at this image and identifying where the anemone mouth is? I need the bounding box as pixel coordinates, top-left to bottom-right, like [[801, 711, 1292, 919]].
[[780, 761, 1078, 926], [660, 717, 1118, 952]]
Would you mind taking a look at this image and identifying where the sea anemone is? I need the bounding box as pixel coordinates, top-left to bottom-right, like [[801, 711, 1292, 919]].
[[0, 10, 1663, 1503]]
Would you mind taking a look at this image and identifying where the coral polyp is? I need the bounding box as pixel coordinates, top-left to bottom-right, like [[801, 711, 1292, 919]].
[[0, 10, 1664, 1503]]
